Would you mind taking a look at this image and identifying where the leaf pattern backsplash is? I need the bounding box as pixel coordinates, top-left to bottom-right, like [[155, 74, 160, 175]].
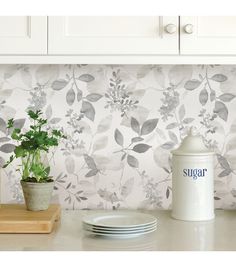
[[1, 64, 236, 209]]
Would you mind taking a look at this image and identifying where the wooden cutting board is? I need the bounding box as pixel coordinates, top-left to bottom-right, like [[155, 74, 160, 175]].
[[0, 204, 61, 233]]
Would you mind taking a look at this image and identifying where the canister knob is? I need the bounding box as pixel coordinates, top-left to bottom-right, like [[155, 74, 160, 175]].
[[189, 126, 198, 136]]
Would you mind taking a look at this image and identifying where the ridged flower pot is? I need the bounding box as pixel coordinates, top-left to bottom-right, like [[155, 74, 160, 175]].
[[21, 181, 54, 211]]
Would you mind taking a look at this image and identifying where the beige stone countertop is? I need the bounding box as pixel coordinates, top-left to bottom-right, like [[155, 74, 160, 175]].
[[0, 210, 236, 251]]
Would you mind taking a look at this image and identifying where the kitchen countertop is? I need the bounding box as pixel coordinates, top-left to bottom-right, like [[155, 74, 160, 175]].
[[0, 209, 236, 251]]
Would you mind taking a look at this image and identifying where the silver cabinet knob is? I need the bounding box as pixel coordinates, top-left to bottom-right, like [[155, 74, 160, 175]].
[[184, 24, 194, 34], [165, 24, 177, 34]]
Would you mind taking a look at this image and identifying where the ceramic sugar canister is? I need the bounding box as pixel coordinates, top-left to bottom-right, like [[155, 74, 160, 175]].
[[171, 127, 215, 221]]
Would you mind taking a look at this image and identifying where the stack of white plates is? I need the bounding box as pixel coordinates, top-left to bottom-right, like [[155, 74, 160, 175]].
[[82, 212, 157, 238]]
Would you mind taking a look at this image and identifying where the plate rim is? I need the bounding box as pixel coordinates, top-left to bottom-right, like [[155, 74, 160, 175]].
[[84, 226, 157, 234], [84, 227, 157, 238], [83, 222, 157, 232], [82, 212, 157, 228]]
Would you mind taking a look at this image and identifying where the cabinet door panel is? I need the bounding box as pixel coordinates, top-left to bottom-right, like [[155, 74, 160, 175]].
[[0, 16, 47, 54], [48, 16, 179, 55], [180, 16, 236, 54]]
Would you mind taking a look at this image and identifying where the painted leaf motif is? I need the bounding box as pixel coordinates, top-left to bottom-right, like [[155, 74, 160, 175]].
[[166, 122, 179, 130], [50, 118, 61, 124], [85, 169, 99, 178], [211, 74, 227, 82], [216, 154, 231, 170], [66, 88, 76, 106], [45, 105, 52, 119], [166, 188, 170, 199], [84, 154, 97, 170], [4, 65, 18, 79], [140, 119, 158, 135], [132, 144, 151, 153], [114, 129, 124, 147], [77, 89, 83, 102], [0, 106, 16, 122], [36, 65, 59, 86], [20, 69, 32, 87], [153, 146, 171, 171], [0, 144, 15, 153], [52, 79, 68, 90], [163, 167, 170, 174], [97, 115, 112, 133], [65, 156, 75, 174], [97, 189, 119, 203], [184, 79, 201, 90], [0, 137, 11, 143], [78, 74, 94, 82], [226, 136, 236, 151], [121, 153, 127, 161], [231, 189, 236, 198], [230, 119, 236, 133], [154, 68, 165, 88], [218, 169, 232, 177], [231, 190, 236, 199], [168, 131, 178, 144], [80, 196, 88, 201], [66, 182, 72, 189], [0, 156, 5, 167], [218, 93, 236, 102], [156, 128, 166, 140], [178, 104, 185, 121], [13, 119, 25, 130], [0, 118, 6, 133], [199, 88, 208, 106], [137, 66, 151, 79], [75, 196, 81, 202], [121, 177, 134, 198], [64, 196, 71, 203], [131, 137, 144, 143], [214, 101, 228, 121], [81, 101, 95, 121], [131, 117, 140, 135], [161, 142, 175, 150], [210, 90, 216, 102], [92, 136, 108, 152], [127, 155, 139, 168], [86, 93, 102, 102], [183, 118, 195, 124], [168, 65, 192, 86]]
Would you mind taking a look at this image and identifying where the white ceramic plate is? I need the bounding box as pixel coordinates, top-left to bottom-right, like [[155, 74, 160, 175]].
[[85, 227, 157, 235], [82, 212, 157, 228], [83, 223, 157, 233], [84, 227, 157, 238], [83, 222, 157, 232]]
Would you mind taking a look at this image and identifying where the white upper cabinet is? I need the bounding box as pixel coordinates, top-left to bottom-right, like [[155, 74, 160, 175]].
[[180, 16, 236, 55], [0, 16, 47, 54], [1, 16, 236, 60], [48, 16, 179, 55]]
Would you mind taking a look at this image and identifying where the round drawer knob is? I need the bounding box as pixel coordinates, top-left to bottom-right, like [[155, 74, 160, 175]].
[[184, 24, 194, 34], [165, 24, 177, 34]]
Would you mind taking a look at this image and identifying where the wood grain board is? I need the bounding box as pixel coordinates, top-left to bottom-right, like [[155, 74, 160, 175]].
[[0, 204, 61, 233]]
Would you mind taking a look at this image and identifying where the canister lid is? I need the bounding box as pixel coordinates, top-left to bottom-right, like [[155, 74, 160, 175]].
[[171, 127, 214, 156]]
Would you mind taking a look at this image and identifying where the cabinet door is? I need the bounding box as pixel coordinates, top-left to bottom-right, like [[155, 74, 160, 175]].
[[0, 16, 47, 54], [48, 16, 179, 55], [180, 16, 236, 55]]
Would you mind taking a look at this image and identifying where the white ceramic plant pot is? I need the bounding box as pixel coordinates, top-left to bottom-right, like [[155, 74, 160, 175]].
[[21, 181, 54, 211], [171, 127, 215, 221]]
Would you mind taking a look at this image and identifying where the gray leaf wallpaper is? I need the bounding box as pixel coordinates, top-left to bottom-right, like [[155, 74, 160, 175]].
[[0, 64, 236, 210]]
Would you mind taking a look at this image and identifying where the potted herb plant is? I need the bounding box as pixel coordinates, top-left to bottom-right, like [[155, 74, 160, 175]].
[[3, 110, 65, 211]]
